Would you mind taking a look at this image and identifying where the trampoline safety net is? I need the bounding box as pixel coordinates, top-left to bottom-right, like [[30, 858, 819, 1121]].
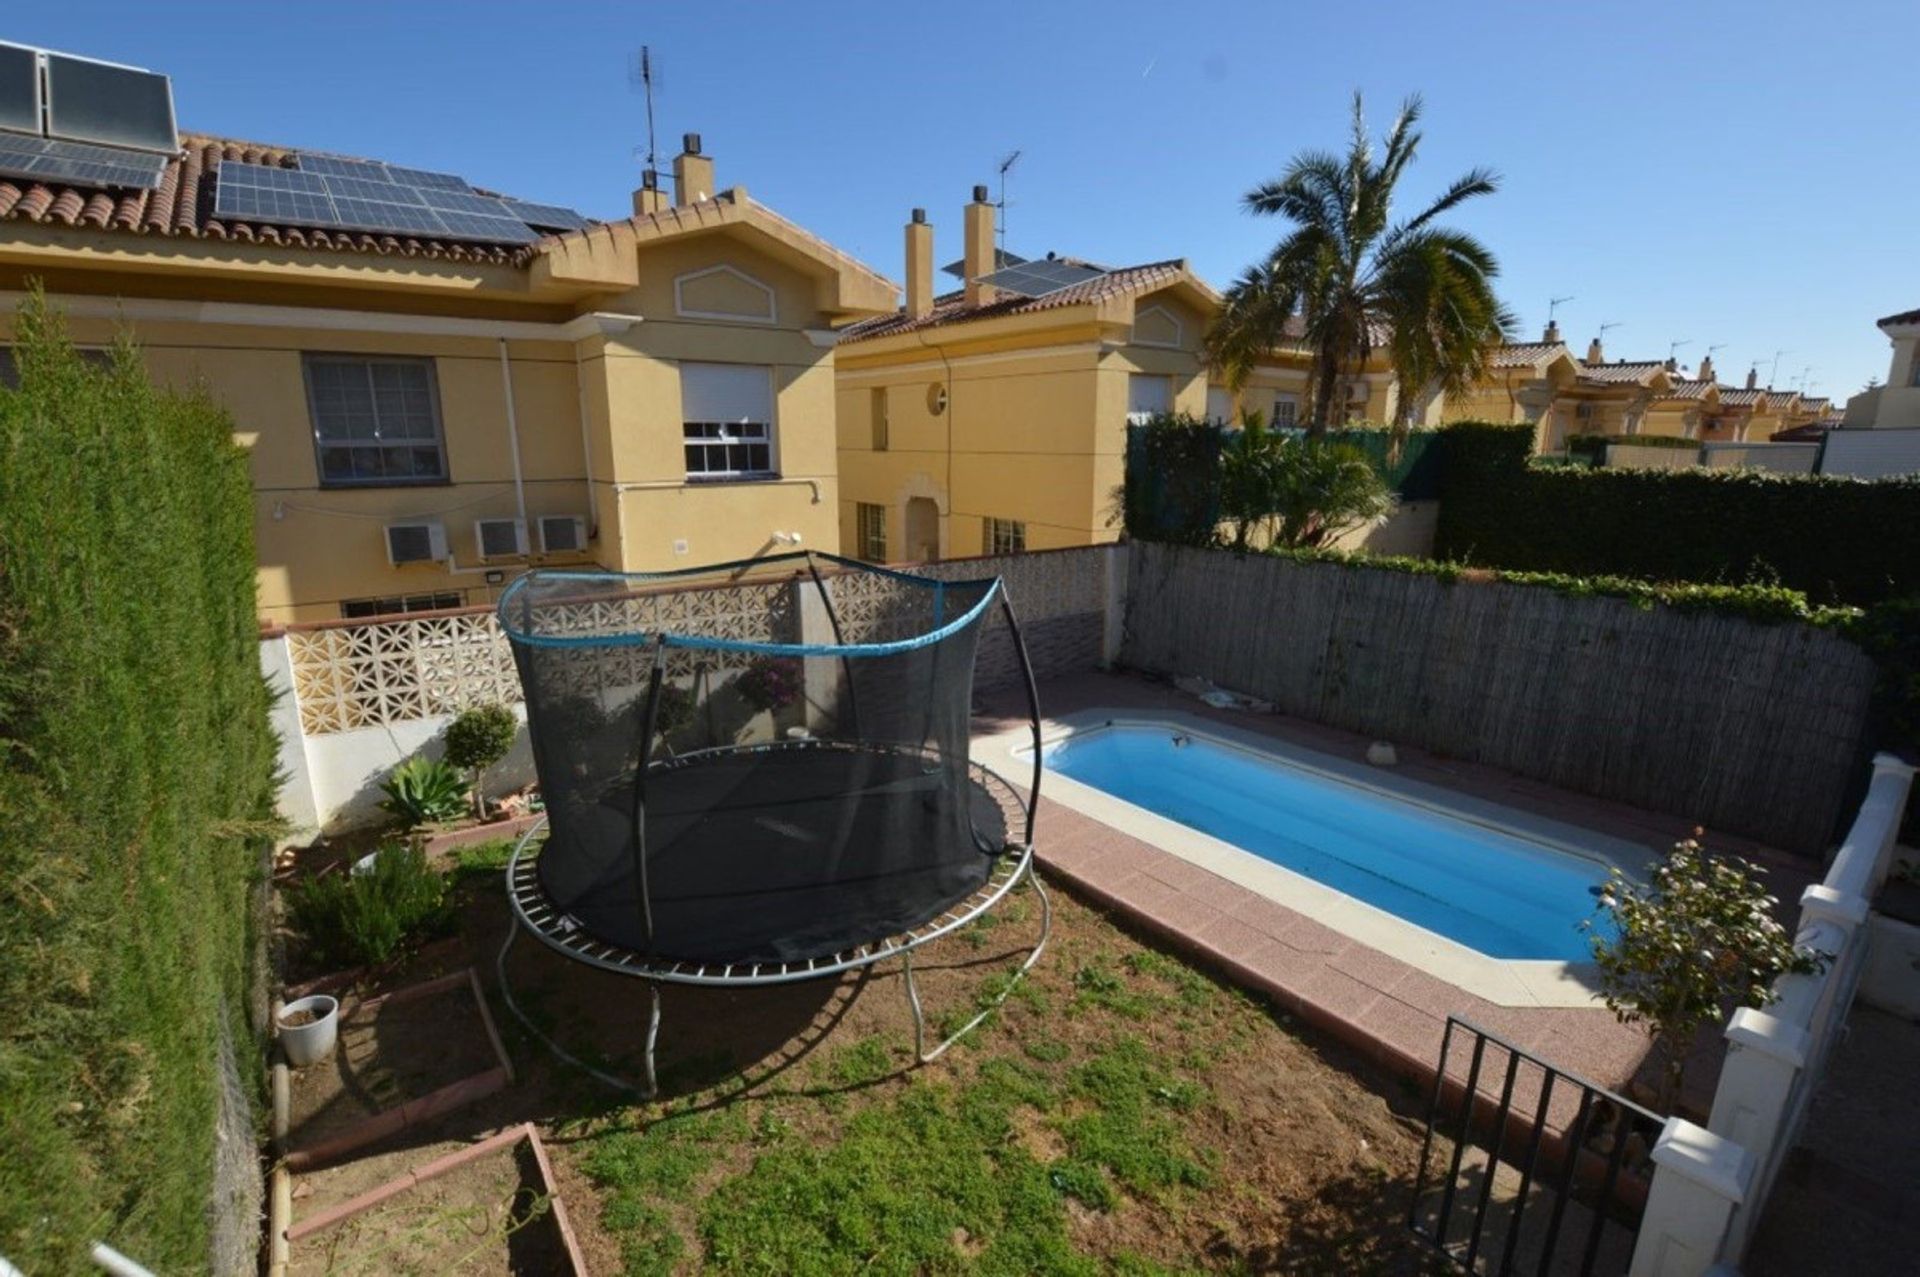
[[498, 553, 1027, 967]]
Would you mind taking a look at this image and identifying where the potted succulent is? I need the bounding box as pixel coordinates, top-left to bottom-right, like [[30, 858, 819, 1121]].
[[276, 994, 339, 1067]]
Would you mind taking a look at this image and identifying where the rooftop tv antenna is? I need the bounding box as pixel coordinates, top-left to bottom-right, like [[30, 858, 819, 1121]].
[[1598, 320, 1622, 350], [1667, 338, 1691, 363], [1547, 295, 1574, 323], [630, 47, 661, 177], [1769, 349, 1790, 387], [995, 149, 1021, 258]]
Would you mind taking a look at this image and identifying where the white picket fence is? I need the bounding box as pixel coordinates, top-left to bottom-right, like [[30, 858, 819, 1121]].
[[1631, 751, 1915, 1275]]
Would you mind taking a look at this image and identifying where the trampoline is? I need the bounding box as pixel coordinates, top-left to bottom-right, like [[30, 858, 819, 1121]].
[[493, 551, 1048, 1094]]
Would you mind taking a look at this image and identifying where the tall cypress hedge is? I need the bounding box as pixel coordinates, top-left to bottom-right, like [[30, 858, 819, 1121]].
[[0, 292, 274, 1270], [1435, 423, 1920, 607]]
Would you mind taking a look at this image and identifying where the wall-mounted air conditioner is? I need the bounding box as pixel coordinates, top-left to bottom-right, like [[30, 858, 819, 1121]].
[[474, 518, 528, 559], [538, 514, 588, 554], [385, 520, 448, 566]]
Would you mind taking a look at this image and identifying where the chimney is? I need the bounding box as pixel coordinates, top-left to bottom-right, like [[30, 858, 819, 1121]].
[[1664, 356, 1678, 373], [632, 167, 668, 216], [1586, 337, 1604, 364], [1746, 367, 1758, 390], [673, 133, 714, 207], [963, 184, 997, 307], [905, 208, 933, 319], [1543, 319, 1561, 344], [1698, 354, 1714, 384]]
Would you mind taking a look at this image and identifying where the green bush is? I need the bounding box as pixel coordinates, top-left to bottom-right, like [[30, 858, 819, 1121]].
[[444, 702, 517, 817], [1121, 412, 1222, 546], [0, 290, 275, 1270], [380, 755, 469, 827], [1435, 422, 1920, 607], [288, 844, 452, 970]]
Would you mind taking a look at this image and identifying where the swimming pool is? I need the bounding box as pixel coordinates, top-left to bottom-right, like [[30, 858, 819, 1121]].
[[1042, 722, 1619, 961]]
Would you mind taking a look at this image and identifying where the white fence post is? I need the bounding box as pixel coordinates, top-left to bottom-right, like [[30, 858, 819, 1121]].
[[259, 630, 321, 840], [1630, 1119, 1753, 1277]]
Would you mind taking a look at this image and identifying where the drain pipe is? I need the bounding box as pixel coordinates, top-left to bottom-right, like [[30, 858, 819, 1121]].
[[497, 338, 529, 535], [573, 346, 596, 540]]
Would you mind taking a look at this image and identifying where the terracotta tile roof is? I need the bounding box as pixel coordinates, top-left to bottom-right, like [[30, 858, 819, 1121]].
[[1799, 396, 1830, 413], [1577, 360, 1667, 386], [1877, 306, 1920, 327], [1490, 341, 1570, 368], [1715, 386, 1767, 408], [0, 134, 559, 265], [1763, 391, 1800, 410], [840, 258, 1194, 343], [1662, 379, 1715, 401]]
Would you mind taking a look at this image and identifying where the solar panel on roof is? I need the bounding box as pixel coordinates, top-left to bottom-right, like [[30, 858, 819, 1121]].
[[212, 161, 334, 224], [980, 259, 1104, 298], [320, 175, 428, 205], [0, 44, 40, 136], [416, 188, 514, 217], [430, 210, 538, 243], [44, 53, 176, 153], [0, 132, 167, 189], [296, 153, 389, 181], [383, 164, 471, 192], [499, 199, 590, 231]]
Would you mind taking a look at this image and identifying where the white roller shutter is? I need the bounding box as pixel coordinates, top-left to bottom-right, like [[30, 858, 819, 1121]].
[[680, 362, 772, 425]]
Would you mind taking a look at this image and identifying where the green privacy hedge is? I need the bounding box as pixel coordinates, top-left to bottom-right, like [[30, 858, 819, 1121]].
[[0, 292, 275, 1270], [1435, 423, 1920, 607], [1123, 417, 1443, 545]]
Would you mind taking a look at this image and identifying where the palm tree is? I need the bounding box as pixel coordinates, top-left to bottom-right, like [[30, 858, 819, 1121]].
[[1205, 92, 1517, 436]]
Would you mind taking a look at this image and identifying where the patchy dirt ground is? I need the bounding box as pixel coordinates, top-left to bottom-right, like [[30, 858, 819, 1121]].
[[278, 843, 1443, 1274]]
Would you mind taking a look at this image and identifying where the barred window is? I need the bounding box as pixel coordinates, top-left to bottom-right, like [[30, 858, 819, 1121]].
[[986, 517, 1026, 555], [304, 355, 447, 486], [856, 502, 888, 563], [339, 591, 465, 620]]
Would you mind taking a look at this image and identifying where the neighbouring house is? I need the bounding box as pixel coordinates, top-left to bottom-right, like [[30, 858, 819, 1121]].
[[0, 45, 892, 622], [832, 189, 1394, 560], [1841, 305, 1920, 429]]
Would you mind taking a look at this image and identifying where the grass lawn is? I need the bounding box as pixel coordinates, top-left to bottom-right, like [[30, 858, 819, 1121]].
[[281, 840, 1438, 1274]]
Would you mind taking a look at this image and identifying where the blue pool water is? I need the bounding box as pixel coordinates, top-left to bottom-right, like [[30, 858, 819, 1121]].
[[1043, 725, 1616, 960]]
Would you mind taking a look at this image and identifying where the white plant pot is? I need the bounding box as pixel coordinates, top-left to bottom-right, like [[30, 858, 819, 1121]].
[[277, 994, 339, 1067]]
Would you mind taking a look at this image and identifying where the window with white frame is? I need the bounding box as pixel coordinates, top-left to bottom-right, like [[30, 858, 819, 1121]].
[[1271, 395, 1299, 428], [1126, 373, 1172, 425], [681, 362, 776, 478], [304, 355, 447, 486], [856, 502, 888, 562], [1205, 385, 1235, 425], [985, 517, 1027, 555]]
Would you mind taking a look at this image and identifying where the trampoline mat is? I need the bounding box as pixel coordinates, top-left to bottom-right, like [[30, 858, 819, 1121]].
[[536, 744, 1009, 964]]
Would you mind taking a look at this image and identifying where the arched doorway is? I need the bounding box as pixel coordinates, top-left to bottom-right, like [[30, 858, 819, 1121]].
[[904, 497, 940, 563]]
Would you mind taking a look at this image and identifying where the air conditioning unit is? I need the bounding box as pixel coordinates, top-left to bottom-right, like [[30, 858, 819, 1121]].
[[538, 514, 588, 554], [474, 518, 528, 559], [384, 521, 448, 566]]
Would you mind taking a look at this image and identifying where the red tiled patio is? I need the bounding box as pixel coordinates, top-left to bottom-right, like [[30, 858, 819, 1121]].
[[977, 670, 1819, 1115]]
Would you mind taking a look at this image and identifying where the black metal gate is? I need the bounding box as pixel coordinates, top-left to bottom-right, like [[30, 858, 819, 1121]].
[[1409, 1017, 1664, 1275]]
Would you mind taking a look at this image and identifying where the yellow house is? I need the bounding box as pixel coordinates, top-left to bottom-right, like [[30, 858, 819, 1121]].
[[0, 47, 891, 622], [832, 190, 1394, 560]]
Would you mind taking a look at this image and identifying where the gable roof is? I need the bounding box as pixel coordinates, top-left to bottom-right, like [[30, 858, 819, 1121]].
[[1490, 341, 1571, 368], [0, 134, 560, 265], [1878, 306, 1920, 329], [1715, 386, 1767, 408], [1661, 379, 1716, 402], [1578, 360, 1669, 387], [840, 258, 1201, 343]]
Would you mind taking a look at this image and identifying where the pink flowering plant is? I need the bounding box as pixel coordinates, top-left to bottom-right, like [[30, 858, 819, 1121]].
[[734, 656, 803, 714]]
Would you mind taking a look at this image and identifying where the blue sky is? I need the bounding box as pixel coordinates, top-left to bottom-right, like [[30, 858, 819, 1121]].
[[10, 0, 1912, 399]]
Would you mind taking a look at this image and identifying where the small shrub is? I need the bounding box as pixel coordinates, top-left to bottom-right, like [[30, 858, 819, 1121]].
[[445, 702, 518, 817], [734, 657, 802, 714], [288, 843, 452, 970], [379, 754, 469, 827], [1588, 836, 1824, 1111]]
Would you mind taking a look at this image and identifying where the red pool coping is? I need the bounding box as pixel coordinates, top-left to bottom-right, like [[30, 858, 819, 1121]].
[[985, 671, 1814, 1114]]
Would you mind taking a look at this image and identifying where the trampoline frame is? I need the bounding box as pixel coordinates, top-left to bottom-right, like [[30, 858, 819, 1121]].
[[494, 559, 1052, 1096]]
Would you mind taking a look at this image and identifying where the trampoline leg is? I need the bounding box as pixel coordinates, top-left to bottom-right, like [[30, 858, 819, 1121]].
[[907, 858, 1054, 1065], [643, 982, 661, 1100], [495, 910, 653, 1097]]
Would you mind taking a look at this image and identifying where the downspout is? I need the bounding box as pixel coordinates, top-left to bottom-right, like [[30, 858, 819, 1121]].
[[573, 346, 596, 540], [497, 338, 529, 534]]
